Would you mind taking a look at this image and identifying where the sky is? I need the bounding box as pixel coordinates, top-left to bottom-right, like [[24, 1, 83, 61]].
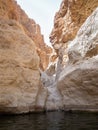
[[16, 0, 62, 46]]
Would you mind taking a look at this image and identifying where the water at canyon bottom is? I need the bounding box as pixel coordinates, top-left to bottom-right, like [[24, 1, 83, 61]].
[[0, 111, 98, 130]]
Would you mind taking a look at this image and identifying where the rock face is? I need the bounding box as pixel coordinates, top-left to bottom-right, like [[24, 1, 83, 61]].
[[50, 0, 98, 50], [0, 0, 48, 113], [16, 2, 52, 70], [49, 0, 98, 112], [0, 0, 52, 70], [0, 0, 98, 114], [0, 19, 40, 113], [58, 7, 98, 111]]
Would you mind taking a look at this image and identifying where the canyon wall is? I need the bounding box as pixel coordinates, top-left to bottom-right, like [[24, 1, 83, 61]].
[[50, 0, 98, 48], [57, 8, 98, 111], [15, 2, 52, 70], [0, 0, 49, 113], [48, 0, 98, 111], [0, 0, 98, 113], [0, 0, 52, 71]]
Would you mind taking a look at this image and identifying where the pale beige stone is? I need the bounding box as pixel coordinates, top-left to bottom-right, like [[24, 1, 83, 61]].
[[0, 20, 41, 113], [57, 8, 98, 111], [50, 0, 98, 48]]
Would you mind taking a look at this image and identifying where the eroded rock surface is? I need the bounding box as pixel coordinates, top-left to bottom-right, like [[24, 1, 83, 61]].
[[57, 7, 98, 111], [48, 0, 98, 112], [0, 0, 48, 114], [50, 0, 98, 51], [0, 0, 52, 70], [0, 0, 98, 113], [16, 1, 52, 70], [0, 20, 41, 113]]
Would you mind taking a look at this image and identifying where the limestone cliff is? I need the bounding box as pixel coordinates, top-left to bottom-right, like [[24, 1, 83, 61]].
[[0, 0, 48, 113], [57, 8, 98, 111], [16, 5, 52, 70], [0, 0, 52, 70], [0, 0, 98, 113], [47, 0, 98, 111], [50, 0, 98, 50], [15, 2, 52, 70]]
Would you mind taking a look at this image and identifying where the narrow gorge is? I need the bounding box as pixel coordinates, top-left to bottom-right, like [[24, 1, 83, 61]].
[[0, 0, 98, 114]]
